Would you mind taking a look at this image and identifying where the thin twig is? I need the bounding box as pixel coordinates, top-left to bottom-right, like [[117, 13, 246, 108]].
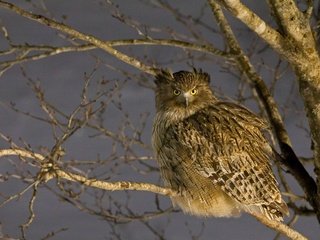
[[0, 1, 157, 75]]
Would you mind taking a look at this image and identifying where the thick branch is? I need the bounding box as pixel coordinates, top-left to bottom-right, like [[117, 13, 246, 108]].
[[213, 0, 287, 56], [209, 2, 290, 147], [267, 0, 320, 220], [209, 1, 320, 222], [0, 148, 174, 197], [56, 169, 173, 196], [268, 0, 316, 47]]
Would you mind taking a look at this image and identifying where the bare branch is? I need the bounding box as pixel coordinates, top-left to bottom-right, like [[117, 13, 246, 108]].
[[212, 0, 286, 55], [250, 212, 307, 240], [55, 169, 174, 196], [209, 1, 291, 146], [0, 147, 308, 238], [0, 1, 157, 75], [268, 0, 315, 46], [0, 148, 174, 197], [209, 0, 320, 222], [0, 39, 229, 77]]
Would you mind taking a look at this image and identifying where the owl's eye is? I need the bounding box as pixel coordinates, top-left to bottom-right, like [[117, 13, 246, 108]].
[[190, 89, 198, 95], [173, 89, 181, 96]]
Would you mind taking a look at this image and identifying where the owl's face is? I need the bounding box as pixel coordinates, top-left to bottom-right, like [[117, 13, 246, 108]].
[[154, 70, 216, 113]]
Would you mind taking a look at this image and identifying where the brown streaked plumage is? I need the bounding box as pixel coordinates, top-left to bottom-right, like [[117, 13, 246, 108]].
[[152, 69, 289, 221]]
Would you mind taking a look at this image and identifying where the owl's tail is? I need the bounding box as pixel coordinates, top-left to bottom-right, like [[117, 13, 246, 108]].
[[243, 201, 289, 222]]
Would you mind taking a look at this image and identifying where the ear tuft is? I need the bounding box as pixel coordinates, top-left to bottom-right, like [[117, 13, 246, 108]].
[[155, 69, 173, 86], [194, 68, 210, 83]]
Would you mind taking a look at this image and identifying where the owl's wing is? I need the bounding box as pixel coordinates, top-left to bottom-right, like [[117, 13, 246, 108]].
[[169, 101, 287, 214]]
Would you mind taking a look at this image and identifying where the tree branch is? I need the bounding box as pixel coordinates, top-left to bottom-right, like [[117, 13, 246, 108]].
[[213, 0, 287, 56], [0, 39, 229, 77], [0, 1, 157, 75], [249, 212, 307, 240], [267, 0, 316, 47], [0, 148, 309, 239], [215, 0, 320, 222], [0, 148, 174, 197], [209, 0, 320, 222], [209, 0, 291, 145]]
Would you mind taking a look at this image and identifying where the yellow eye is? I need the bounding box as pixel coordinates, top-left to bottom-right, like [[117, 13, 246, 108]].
[[173, 89, 181, 96], [190, 89, 198, 95]]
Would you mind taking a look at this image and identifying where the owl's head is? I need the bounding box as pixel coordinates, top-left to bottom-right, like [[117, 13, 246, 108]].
[[154, 69, 217, 113]]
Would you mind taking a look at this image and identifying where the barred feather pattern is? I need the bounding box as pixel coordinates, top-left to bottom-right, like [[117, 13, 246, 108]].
[[152, 69, 289, 221]]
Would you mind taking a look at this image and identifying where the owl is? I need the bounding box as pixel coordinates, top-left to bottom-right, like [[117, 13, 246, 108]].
[[152, 69, 289, 221]]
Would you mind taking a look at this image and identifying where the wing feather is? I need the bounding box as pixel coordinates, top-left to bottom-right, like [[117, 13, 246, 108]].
[[167, 102, 287, 215]]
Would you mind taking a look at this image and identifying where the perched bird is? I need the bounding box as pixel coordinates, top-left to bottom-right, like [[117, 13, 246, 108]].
[[152, 69, 289, 221]]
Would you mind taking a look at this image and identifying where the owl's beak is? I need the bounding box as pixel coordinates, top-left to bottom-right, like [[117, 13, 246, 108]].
[[183, 92, 192, 107], [177, 92, 193, 107]]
